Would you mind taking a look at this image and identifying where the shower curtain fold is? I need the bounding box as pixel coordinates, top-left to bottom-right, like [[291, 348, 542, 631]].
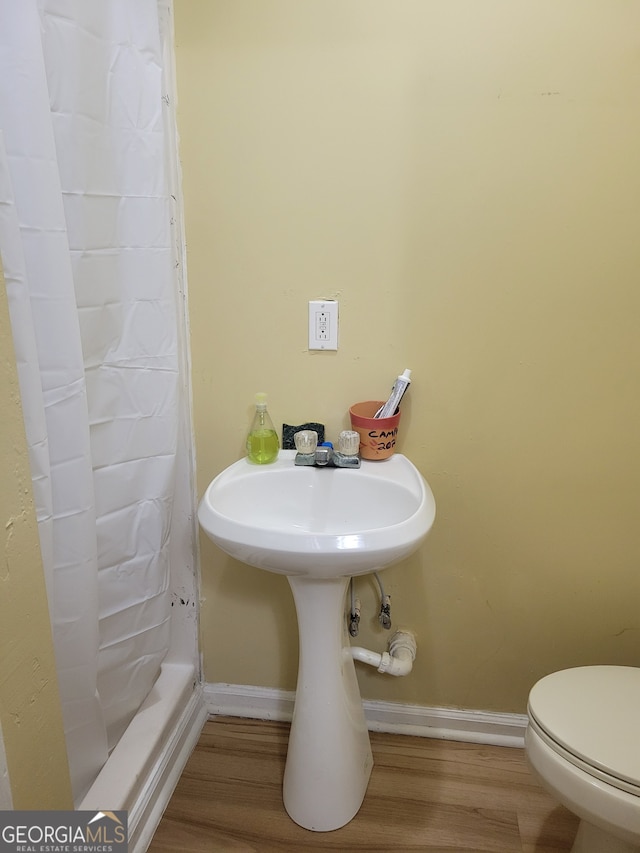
[[0, 0, 178, 803]]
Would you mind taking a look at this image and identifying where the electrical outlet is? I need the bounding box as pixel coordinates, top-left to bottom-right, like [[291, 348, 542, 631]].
[[308, 300, 338, 350]]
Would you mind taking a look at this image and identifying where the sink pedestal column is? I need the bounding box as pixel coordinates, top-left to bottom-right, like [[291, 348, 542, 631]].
[[283, 575, 373, 831]]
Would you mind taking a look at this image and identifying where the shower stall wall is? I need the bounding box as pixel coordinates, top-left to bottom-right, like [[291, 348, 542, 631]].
[[0, 1, 203, 844]]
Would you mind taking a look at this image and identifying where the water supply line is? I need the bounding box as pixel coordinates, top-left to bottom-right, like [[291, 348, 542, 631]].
[[348, 578, 361, 637], [348, 573, 391, 636], [350, 628, 417, 677], [374, 571, 392, 629]]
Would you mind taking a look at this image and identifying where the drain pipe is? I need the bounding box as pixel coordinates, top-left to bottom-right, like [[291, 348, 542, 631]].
[[350, 629, 417, 677]]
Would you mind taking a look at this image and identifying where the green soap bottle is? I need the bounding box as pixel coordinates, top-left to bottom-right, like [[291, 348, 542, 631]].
[[246, 392, 279, 464]]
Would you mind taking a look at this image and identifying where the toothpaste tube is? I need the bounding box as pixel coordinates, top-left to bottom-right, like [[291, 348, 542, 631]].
[[375, 368, 412, 418]]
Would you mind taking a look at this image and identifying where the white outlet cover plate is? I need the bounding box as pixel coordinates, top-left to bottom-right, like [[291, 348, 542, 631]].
[[308, 300, 338, 350]]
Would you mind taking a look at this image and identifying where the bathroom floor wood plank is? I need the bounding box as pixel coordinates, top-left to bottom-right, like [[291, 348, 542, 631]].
[[368, 735, 538, 809], [517, 804, 581, 853], [148, 717, 578, 852]]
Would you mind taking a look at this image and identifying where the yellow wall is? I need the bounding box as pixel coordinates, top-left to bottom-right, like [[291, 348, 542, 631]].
[[0, 261, 72, 808], [174, 1, 640, 713]]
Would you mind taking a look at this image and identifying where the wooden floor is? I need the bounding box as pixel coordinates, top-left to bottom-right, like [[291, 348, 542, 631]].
[[148, 717, 578, 852]]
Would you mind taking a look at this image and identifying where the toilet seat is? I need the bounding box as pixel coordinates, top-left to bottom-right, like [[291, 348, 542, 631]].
[[527, 666, 640, 798]]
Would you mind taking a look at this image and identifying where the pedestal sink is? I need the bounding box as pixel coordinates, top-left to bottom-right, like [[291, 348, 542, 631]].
[[198, 449, 436, 831]]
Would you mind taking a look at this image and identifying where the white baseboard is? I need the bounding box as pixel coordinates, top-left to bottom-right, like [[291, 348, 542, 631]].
[[204, 682, 528, 749], [362, 698, 527, 747]]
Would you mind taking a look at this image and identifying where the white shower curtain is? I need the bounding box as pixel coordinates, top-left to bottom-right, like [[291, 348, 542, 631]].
[[0, 1, 178, 803]]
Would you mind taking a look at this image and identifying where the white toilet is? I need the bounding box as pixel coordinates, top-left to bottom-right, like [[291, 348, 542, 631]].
[[525, 666, 640, 853]]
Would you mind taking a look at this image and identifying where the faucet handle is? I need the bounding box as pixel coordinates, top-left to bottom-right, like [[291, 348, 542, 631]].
[[294, 429, 318, 454], [338, 430, 360, 456]]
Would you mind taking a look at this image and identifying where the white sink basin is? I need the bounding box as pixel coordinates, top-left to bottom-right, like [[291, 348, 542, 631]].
[[198, 449, 436, 577]]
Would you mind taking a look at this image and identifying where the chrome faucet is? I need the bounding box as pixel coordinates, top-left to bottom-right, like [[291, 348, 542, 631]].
[[294, 430, 361, 468]]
